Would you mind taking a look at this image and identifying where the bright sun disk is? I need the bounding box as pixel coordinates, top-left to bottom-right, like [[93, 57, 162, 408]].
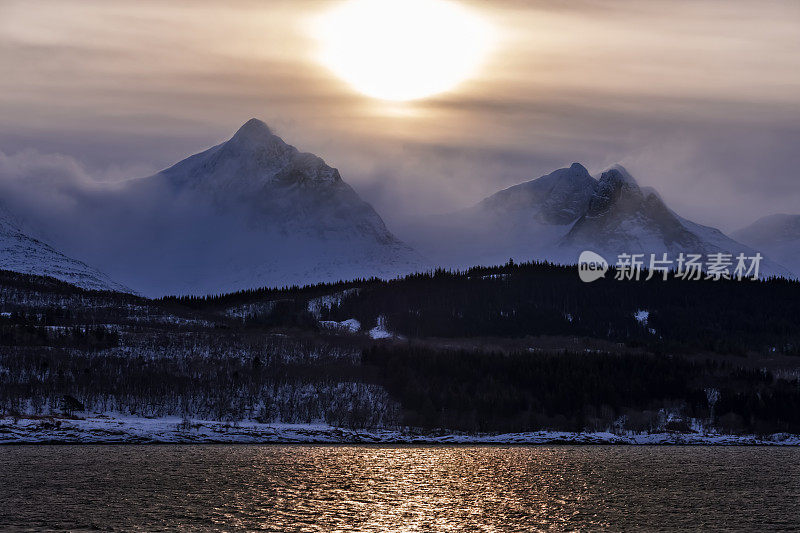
[[315, 0, 494, 102]]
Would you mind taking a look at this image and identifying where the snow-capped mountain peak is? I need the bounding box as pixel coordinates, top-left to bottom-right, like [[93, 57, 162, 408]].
[[560, 165, 791, 276], [157, 118, 345, 196], [80, 118, 429, 295], [474, 162, 597, 224], [402, 162, 792, 278], [400, 163, 598, 268], [587, 165, 644, 218], [604, 164, 638, 188], [232, 117, 276, 142]]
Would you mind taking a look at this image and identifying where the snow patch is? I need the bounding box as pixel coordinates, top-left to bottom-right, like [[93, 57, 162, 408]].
[[307, 289, 359, 318], [634, 309, 657, 335], [0, 209, 130, 293], [368, 316, 393, 339], [319, 318, 361, 333], [3, 416, 800, 445], [225, 301, 277, 320]]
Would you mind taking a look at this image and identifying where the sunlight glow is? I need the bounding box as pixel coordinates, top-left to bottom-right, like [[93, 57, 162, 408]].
[[315, 0, 494, 102]]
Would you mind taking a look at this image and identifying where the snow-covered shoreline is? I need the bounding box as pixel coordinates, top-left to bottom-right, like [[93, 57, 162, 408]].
[[2, 416, 800, 445]]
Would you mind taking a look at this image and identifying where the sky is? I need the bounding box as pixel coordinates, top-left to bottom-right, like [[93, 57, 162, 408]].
[[1, 0, 799, 232]]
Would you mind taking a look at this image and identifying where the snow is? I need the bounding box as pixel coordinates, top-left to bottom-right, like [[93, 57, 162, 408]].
[[307, 289, 359, 318], [319, 316, 392, 337], [109, 118, 428, 296], [603, 164, 639, 189], [403, 162, 791, 279], [0, 119, 427, 297], [319, 318, 361, 333], [369, 329, 392, 339], [559, 165, 792, 279], [225, 301, 277, 320], [634, 310, 657, 334], [368, 316, 392, 339], [402, 163, 596, 270], [733, 214, 800, 279], [2, 415, 799, 445], [7, 133, 794, 298], [0, 209, 130, 293]]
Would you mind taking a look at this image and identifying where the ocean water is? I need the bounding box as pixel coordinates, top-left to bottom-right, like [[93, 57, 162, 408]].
[[1, 445, 798, 531]]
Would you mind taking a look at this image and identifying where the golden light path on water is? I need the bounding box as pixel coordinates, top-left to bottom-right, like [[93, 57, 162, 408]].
[[4, 445, 800, 530]]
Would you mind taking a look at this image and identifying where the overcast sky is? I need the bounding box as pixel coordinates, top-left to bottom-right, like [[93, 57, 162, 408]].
[[1, 0, 799, 232]]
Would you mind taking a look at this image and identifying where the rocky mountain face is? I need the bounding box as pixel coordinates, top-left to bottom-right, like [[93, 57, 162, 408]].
[[733, 214, 800, 277], [4, 118, 794, 295], [473, 163, 598, 225], [400, 163, 598, 268], [155, 119, 402, 246], [402, 163, 790, 277], [0, 208, 128, 292], [96, 119, 427, 296], [562, 165, 754, 260]]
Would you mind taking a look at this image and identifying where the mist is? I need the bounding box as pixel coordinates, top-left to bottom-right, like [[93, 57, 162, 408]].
[[1, 0, 799, 236]]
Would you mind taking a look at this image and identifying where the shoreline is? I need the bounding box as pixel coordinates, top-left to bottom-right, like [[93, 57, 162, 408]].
[[2, 416, 799, 446]]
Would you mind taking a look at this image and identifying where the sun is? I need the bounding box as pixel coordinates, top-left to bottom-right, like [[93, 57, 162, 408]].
[[314, 0, 494, 102]]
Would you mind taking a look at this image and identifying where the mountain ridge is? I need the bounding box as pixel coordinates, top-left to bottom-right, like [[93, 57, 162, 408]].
[[4, 120, 795, 294], [401, 163, 792, 277], [0, 206, 130, 292], [68, 118, 428, 296]]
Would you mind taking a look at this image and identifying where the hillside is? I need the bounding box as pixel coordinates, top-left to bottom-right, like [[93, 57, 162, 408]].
[[2, 265, 800, 439], [0, 209, 129, 293]]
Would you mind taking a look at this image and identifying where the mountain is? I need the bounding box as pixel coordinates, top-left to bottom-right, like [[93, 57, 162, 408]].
[[473, 163, 598, 225], [0, 207, 129, 292], [401, 163, 598, 268], [402, 163, 789, 277], [59, 118, 427, 296], [154, 119, 402, 246], [560, 165, 781, 269], [732, 214, 800, 277]]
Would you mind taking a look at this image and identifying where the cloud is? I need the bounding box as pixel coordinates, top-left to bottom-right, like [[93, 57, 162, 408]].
[[0, 148, 255, 294], [0, 0, 798, 237], [0, 150, 103, 225]]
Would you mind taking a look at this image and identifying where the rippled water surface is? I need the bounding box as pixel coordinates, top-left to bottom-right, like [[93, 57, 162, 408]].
[[2, 445, 799, 531]]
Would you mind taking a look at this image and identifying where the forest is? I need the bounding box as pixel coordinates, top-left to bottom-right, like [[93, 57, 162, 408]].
[[364, 345, 800, 435], [169, 261, 800, 355], [2, 265, 800, 436]]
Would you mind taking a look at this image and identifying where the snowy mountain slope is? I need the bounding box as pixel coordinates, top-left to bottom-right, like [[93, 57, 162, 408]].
[[401, 163, 790, 277], [732, 214, 800, 277], [154, 119, 403, 245], [400, 163, 598, 268], [473, 163, 598, 225], [68, 118, 428, 296], [562, 166, 727, 254], [0, 208, 129, 292], [559, 165, 789, 277]]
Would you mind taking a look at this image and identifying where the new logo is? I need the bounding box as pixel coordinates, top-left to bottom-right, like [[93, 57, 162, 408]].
[[578, 251, 609, 283]]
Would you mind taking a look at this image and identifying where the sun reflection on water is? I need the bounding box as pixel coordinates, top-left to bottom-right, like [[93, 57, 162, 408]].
[[2, 445, 800, 531]]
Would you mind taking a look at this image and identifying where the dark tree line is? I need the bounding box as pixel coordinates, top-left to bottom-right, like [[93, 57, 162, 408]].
[[161, 261, 800, 355], [0, 322, 119, 351], [320, 263, 800, 355], [363, 345, 800, 435], [4, 263, 800, 436]]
